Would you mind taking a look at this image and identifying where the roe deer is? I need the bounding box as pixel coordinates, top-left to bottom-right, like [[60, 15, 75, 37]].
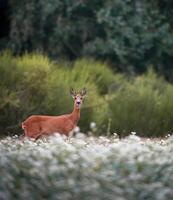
[[21, 88, 87, 139]]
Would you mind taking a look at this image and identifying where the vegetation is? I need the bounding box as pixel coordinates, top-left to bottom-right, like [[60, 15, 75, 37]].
[[1, 1, 173, 80], [0, 1, 172, 198], [109, 71, 173, 137], [0, 52, 173, 137], [0, 134, 173, 200]]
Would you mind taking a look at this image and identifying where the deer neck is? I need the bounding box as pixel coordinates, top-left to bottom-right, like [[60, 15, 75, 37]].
[[71, 106, 80, 125]]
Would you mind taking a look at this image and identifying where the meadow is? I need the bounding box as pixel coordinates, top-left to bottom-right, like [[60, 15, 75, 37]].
[[1, 1, 173, 199], [0, 133, 173, 200], [1, 52, 173, 199]]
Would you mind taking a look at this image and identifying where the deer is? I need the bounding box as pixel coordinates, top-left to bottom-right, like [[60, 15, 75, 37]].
[[21, 88, 87, 140]]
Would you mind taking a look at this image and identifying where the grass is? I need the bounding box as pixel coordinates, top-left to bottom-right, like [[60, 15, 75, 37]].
[[0, 133, 173, 200]]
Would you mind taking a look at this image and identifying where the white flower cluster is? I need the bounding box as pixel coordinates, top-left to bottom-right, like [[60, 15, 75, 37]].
[[0, 134, 173, 200]]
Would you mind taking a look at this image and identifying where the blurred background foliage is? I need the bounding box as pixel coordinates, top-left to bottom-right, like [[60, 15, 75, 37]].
[[0, 0, 173, 137], [0, 0, 173, 80], [0, 52, 173, 137]]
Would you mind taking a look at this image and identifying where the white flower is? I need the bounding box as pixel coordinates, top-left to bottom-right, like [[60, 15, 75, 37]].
[[90, 122, 96, 129], [74, 126, 80, 133], [0, 133, 172, 200], [131, 131, 136, 135]]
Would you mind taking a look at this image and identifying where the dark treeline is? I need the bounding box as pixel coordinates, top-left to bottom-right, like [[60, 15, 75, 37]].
[[0, 0, 173, 80]]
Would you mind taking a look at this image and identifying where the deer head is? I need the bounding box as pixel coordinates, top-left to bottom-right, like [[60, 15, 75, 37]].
[[70, 88, 87, 109]]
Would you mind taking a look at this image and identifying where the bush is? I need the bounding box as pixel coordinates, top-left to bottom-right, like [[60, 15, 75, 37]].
[[0, 51, 21, 134], [108, 70, 173, 137], [1, 52, 173, 137], [0, 52, 108, 135], [73, 58, 114, 95]]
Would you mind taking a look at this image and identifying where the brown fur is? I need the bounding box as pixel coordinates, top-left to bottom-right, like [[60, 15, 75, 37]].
[[22, 88, 86, 139]]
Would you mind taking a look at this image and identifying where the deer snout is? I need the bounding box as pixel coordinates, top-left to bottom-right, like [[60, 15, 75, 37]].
[[77, 101, 80, 105], [76, 98, 81, 105]]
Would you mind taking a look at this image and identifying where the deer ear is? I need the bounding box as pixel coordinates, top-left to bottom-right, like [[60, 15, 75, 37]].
[[70, 88, 76, 98], [80, 87, 87, 97]]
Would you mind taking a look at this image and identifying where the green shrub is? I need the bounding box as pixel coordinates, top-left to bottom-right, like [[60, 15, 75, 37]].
[[108, 70, 173, 137], [0, 52, 21, 134], [73, 58, 115, 94], [1, 52, 173, 137], [15, 53, 53, 117], [0, 52, 108, 135]]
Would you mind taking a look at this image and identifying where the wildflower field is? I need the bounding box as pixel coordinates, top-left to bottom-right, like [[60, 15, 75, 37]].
[[0, 134, 173, 200]]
